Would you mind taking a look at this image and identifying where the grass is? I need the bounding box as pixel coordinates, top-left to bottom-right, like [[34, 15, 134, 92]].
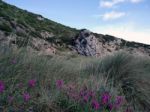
[[83, 52, 150, 111], [0, 2, 150, 112], [0, 22, 12, 32], [0, 0, 78, 48], [0, 45, 150, 112]]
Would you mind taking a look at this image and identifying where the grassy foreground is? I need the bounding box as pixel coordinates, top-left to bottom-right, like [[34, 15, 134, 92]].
[[0, 45, 150, 112]]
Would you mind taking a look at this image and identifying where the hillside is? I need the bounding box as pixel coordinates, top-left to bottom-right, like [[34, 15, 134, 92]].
[[0, 0, 78, 55], [0, 1, 150, 112], [0, 42, 150, 112], [0, 0, 150, 57]]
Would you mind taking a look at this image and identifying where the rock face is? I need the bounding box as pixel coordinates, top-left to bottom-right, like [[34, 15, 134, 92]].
[[74, 29, 100, 56], [40, 31, 54, 39], [30, 38, 56, 55], [0, 31, 56, 56], [73, 29, 150, 57]]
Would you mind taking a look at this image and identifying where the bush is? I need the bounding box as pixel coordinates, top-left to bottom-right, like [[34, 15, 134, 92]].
[[0, 22, 12, 32]]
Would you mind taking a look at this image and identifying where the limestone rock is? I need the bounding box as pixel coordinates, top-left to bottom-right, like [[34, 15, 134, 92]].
[[30, 38, 56, 55], [73, 29, 150, 57], [40, 31, 54, 39], [73, 29, 102, 56]]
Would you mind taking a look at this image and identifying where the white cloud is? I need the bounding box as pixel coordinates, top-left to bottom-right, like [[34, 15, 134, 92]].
[[100, 0, 143, 8], [102, 11, 126, 20], [130, 0, 143, 3], [100, 0, 125, 8], [90, 23, 150, 44]]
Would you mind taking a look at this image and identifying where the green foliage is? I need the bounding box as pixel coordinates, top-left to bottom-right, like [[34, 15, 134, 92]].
[[0, 1, 78, 48], [0, 45, 150, 111], [83, 52, 150, 111], [0, 22, 12, 32]]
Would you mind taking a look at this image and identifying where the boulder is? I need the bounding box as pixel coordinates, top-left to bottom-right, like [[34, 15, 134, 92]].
[[73, 29, 102, 56]]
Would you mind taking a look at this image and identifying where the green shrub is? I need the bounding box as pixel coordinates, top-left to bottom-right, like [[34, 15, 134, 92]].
[[0, 23, 12, 32]]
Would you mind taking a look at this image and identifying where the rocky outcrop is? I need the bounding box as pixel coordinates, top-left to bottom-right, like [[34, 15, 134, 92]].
[[74, 29, 101, 56], [0, 31, 56, 55], [73, 29, 150, 57], [40, 31, 54, 39], [30, 38, 56, 55]]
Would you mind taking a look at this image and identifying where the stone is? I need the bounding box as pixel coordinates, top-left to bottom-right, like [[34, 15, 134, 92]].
[[73, 29, 102, 57], [40, 31, 54, 39], [73, 29, 150, 57]]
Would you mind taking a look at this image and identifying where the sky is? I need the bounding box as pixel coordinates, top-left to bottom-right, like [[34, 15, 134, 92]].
[[4, 0, 150, 44]]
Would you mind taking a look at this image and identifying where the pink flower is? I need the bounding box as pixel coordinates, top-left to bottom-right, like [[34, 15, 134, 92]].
[[101, 92, 111, 105], [0, 81, 5, 93], [108, 103, 113, 111], [56, 80, 64, 89], [83, 95, 89, 103], [23, 93, 31, 102], [91, 100, 100, 110], [28, 79, 36, 87], [88, 90, 95, 98], [114, 96, 125, 108], [80, 89, 87, 97]]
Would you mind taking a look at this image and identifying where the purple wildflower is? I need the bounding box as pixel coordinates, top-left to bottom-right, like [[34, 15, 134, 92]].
[[108, 103, 113, 111], [101, 92, 111, 105], [23, 92, 31, 102], [28, 79, 36, 87], [79, 90, 85, 97], [114, 96, 125, 108], [80, 89, 88, 97], [88, 90, 95, 98], [0, 81, 5, 93], [83, 95, 89, 103], [91, 100, 100, 110], [56, 80, 64, 89]]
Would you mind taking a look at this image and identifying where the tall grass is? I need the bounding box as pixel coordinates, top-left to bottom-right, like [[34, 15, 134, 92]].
[[0, 45, 150, 112], [84, 52, 150, 111]]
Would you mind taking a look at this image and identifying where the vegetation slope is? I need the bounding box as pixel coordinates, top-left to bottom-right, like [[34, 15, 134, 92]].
[[0, 45, 150, 112]]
